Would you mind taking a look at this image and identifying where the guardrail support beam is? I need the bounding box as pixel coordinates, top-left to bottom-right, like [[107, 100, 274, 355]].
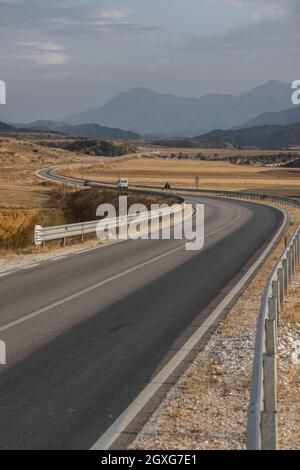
[[282, 259, 288, 296], [265, 319, 277, 355], [277, 268, 284, 309], [261, 412, 278, 450], [263, 353, 277, 413]]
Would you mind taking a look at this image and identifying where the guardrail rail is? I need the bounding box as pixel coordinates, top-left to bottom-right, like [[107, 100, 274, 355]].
[[247, 217, 300, 450], [38, 167, 300, 449], [35, 203, 185, 246]]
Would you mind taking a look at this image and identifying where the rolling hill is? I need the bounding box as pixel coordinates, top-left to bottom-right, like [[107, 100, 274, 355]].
[[17, 120, 141, 140], [196, 123, 300, 149], [0, 121, 15, 132], [239, 106, 300, 129]]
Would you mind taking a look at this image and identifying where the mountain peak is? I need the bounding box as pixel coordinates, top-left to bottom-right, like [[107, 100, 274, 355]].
[[65, 80, 293, 136]]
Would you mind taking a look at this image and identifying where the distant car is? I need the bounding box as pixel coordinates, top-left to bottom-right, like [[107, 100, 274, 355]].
[[117, 178, 129, 190]]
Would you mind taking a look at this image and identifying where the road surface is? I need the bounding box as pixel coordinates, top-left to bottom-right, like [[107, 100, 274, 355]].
[[0, 196, 283, 449]]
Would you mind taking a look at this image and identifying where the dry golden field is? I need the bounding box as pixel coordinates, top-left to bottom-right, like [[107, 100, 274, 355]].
[[138, 146, 299, 158], [66, 156, 300, 197], [0, 137, 103, 209], [0, 137, 101, 249], [1, 137, 300, 251]]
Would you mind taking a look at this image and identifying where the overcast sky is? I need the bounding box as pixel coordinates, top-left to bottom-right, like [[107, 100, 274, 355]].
[[0, 0, 299, 122]]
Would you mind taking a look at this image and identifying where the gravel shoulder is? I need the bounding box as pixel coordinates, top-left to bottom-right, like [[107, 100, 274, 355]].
[[130, 206, 300, 450], [278, 273, 300, 450]]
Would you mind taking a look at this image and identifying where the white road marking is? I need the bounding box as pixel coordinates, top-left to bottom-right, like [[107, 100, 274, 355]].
[[0, 207, 243, 333], [0, 206, 193, 277], [0, 244, 186, 333], [19, 264, 39, 270], [91, 208, 287, 450]]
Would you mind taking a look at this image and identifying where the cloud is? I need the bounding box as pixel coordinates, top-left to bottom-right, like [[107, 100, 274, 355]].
[[17, 41, 63, 52], [159, 0, 299, 54], [0, 1, 135, 27], [89, 8, 134, 23], [0, 1, 160, 52], [17, 41, 66, 65], [209, 0, 299, 19], [0, 0, 299, 122]]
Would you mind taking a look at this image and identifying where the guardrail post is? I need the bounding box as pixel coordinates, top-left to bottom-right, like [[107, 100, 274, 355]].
[[277, 267, 284, 309], [268, 294, 278, 329], [265, 319, 276, 355], [261, 350, 278, 450], [291, 244, 294, 275], [272, 279, 280, 326], [293, 242, 297, 272], [287, 250, 292, 284], [282, 258, 288, 297], [34, 225, 43, 247]]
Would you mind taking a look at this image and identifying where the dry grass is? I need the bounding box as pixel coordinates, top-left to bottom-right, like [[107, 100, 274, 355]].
[[0, 137, 103, 251], [281, 270, 300, 323], [1, 137, 300, 252], [65, 157, 300, 197], [138, 146, 299, 158], [0, 137, 101, 209], [0, 209, 37, 240]]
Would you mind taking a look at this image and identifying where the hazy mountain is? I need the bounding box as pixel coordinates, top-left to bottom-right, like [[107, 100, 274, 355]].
[[0, 120, 15, 132], [64, 123, 141, 140], [238, 106, 300, 129], [196, 123, 300, 149], [18, 120, 141, 140], [46, 139, 136, 157], [16, 120, 68, 132], [65, 81, 294, 135]]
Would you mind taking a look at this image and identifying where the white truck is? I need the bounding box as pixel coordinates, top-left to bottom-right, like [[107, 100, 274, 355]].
[[116, 178, 129, 190]]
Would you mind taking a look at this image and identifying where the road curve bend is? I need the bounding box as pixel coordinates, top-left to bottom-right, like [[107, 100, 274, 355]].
[[0, 192, 285, 449]]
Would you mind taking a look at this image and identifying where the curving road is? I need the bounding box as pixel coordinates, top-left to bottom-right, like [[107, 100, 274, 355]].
[[0, 191, 284, 449]]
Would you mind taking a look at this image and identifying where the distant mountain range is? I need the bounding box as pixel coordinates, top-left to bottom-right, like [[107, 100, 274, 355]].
[[196, 123, 300, 149], [237, 106, 300, 129], [64, 80, 296, 136], [0, 120, 14, 132], [2, 117, 300, 150], [14, 120, 141, 140]]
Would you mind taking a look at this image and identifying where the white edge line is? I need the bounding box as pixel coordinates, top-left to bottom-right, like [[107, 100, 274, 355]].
[[90, 205, 287, 450], [0, 204, 194, 277], [0, 204, 242, 333]]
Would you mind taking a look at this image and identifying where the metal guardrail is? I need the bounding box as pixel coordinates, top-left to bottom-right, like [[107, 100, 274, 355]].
[[129, 183, 300, 207], [247, 218, 300, 450], [35, 204, 184, 246], [117, 182, 300, 450], [38, 166, 300, 207], [38, 167, 300, 448]]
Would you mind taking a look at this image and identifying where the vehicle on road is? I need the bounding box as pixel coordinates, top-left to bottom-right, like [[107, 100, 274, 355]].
[[117, 178, 129, 190]]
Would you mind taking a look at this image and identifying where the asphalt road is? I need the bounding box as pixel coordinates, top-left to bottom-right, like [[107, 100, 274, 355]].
[[0, 196, 283, 449]]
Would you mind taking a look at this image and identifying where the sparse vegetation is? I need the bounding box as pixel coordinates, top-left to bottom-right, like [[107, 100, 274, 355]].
[[42, 139, 136, 157], [65, 155, 300, 198]]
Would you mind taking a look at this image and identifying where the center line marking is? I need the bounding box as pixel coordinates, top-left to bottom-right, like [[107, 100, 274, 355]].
[[0, 207, 243, 333]]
